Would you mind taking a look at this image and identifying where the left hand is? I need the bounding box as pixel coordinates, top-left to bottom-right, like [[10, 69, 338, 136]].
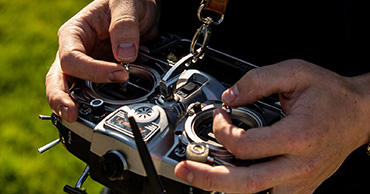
[[46, 0, 159, 122], [175, 59, 370, 193]]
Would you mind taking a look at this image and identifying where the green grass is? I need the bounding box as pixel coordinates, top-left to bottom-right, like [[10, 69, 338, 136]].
[[0, 0, 104, 193]]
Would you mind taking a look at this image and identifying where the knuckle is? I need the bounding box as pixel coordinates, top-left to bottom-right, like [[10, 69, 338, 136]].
[[57, 24, 67, 39], [58, 51, 76, 72], [232, 132, 248, 158], [282, 59, 311, 70], [296, 160, 318, 177], [45, 80, 59, 110], [57, 21, 68, 38], [280, 59, 315, 81], [245, 68, 261, 92], [294, 126, 318, 151], [289, 133, 313, 154], [110, 15, 137, 32], [109, 15, 140, 44], [46, 92, 61, 112], [285, 58, 308, 66], [214, 122, 248, 158]]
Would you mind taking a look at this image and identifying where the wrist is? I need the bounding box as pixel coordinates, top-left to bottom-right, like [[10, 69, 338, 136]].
[[346, 73, 370, 147]]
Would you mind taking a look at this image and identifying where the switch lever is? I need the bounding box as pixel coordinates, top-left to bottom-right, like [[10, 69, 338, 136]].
[[37, 138, 61, 154], [64, 165, 90, 194], [39, 115, 52, 120]]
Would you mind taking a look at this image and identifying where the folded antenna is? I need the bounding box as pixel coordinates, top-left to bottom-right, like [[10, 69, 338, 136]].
[[128, 116, 166, 194]]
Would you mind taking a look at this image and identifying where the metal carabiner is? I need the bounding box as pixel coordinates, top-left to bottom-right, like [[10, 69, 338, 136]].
[[190, 23, 212, 63], [189, 0, 228, 64]]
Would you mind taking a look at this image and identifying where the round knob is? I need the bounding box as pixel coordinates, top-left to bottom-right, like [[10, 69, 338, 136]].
[[90, 99, 105, 119], [100, 150, 128, 181], [133, 105, 159, 123], [186, 142, 209, 163]]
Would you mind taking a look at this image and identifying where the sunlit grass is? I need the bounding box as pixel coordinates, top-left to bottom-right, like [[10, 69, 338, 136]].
[[0, 0, 103, 193]]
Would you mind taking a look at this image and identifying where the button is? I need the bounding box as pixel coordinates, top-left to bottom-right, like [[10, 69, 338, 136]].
[[90, 99, 105, 119]]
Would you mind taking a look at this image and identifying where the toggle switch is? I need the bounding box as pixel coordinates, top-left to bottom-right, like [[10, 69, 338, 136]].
[[39, 115, 52, 120], [37, 138, 61, 154]]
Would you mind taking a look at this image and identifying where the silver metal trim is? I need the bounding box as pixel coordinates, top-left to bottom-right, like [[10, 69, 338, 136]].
[[83, 64, 160, 106], [184, 103, 265, 166]]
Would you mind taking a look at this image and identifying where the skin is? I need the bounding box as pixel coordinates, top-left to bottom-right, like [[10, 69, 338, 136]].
[[174, 59, 370, 193], [46, 1, 370, 193], [46, 0, 158, 122]]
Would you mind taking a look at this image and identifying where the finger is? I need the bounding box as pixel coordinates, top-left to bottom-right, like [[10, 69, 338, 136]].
[[222, 59, 313, 107], [175, 157, 295, 194], [109, 0, 140, 62], [46, 55, 79, 122], [213, 108, 302, 159], [57, 7, 128, 83], [59, 50, 128, 83]]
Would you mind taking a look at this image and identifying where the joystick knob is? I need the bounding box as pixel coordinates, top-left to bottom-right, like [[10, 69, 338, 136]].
[[186, 142, 209, 163], [90, 99, 105, 119]]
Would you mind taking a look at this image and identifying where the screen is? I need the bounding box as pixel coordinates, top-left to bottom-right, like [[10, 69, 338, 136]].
[[105, 110, 160, 141]]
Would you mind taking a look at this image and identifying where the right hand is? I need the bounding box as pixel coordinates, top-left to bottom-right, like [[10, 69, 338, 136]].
[[46, 0, 159, 122], [175, 60, 370, 193]]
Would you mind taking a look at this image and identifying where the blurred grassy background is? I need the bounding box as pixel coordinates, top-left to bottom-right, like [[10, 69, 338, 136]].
[[0, 0, 104, 193]]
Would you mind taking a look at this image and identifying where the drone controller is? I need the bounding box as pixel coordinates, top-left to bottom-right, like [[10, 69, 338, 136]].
[[39, 34, 284, 194]]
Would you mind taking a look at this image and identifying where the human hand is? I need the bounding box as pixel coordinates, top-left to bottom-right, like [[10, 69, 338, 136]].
[[46, 0, 159, 122], [175, 59, 370, 193]]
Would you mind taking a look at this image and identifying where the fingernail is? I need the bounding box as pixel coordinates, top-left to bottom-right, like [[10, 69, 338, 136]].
[[222, 85, 239, 104], [57, 105, 69, 122], [108, 70, 127, 82], [117, 42, 136, 61]]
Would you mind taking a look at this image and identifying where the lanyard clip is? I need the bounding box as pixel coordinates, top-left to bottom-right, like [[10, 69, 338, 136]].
[[190, 0, 229, 64], [198, 0, 229, 25]]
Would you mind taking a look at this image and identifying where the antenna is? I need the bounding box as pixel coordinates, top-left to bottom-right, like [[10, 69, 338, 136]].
[[128, 116, 166, 194]]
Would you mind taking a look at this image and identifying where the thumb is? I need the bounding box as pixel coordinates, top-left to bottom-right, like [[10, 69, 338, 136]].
[[109, 0, 140, 62], [222, 59, 313, 107]]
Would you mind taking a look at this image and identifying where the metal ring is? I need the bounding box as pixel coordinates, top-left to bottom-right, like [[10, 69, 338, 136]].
[[190, 24, 211, 61], [197, 3, 225, 25], [190, 143, 206, 154]]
